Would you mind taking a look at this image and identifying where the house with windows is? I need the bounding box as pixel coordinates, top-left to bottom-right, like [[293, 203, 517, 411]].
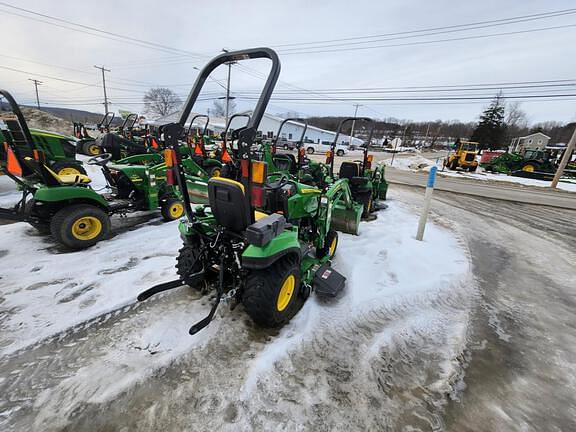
[[509, 132, 550, 154]]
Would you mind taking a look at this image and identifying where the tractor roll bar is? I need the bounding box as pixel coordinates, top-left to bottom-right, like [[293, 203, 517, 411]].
[[178, 48, 280, 131], [98, 112, 115, 131], [166, 48, 281, 223], [222, 113, 251, 150], [120, 113, 139, 132], [330, 117, 374, 177], [272, 118, 308, 150], [0, 89, 35, 153], [187, 114, 210, 137]]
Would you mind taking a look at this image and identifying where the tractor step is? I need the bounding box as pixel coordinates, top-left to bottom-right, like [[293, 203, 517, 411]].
[[313, 263, 346, 298]]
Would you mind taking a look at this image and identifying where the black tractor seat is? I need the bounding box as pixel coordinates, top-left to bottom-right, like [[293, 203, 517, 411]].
[[273, 153, 297, 173]]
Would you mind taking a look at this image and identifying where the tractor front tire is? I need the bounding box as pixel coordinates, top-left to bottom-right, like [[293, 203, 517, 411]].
[[469, 165, 478, 172], [161, 197, 185, 221], [243, 255, 303, 328], [51, 161, 87, 176], [316, 229, 338, 259], [50, 204, 110, 249], [449, 159, 459, 170]]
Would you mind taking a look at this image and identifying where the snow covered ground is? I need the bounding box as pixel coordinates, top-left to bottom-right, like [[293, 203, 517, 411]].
[[0, 192, 475, 430], [388, 155, 576, 192]]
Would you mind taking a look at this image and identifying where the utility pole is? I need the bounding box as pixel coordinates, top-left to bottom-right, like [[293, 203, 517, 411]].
[[551, 125, 576, 188], [28, 79, 42, 109], [221, 49, 236, 125], [349, 104, 360, 147], [94, 65, 111, 113]]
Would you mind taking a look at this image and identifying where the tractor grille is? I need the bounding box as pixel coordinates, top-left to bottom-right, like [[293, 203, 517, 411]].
[[465, 153, 476, 162]]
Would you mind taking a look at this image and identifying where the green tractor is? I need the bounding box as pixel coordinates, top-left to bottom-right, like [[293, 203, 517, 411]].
[[98, 113, 149, 160], [0, 110, 86, 176], [74, 111, 115, 156], [0, 90, 185, 249], [138, 48, 363, 333], [327, 117, 388, 218]]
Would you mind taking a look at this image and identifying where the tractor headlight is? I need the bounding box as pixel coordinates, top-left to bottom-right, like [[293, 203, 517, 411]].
[[320, 196, 329, 206]]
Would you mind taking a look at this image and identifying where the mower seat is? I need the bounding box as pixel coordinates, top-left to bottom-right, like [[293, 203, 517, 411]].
[[339, 161, 360, 179], [23, 157, 91, 186], [208, 177, 252, 233]]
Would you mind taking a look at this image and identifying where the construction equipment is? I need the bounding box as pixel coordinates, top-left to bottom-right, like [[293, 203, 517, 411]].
[[138, 47, 362, 334], [444, 140, 479, 172], [0, 90, 184, 249]]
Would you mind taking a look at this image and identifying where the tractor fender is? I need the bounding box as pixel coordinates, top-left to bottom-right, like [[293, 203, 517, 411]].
[[33, 186, 109, 209], [242, 229, 301, 270]]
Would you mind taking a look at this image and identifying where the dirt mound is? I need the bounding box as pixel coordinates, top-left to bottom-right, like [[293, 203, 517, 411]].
[[21, 107, 73, 136]]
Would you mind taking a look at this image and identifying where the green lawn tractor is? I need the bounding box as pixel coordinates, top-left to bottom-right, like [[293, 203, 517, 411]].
[[0, 93, 184, 249], [138, 47, 363, 334], [74, 112, 115, 156], [260, 117, 307, 176], [0, 92, 86, 176], [98, 113, 148, 160]]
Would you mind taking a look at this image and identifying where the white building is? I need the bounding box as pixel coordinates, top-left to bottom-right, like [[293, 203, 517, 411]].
[[509, 132, 550, 154]]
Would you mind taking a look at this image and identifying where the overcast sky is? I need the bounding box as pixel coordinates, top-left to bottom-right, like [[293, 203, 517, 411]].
[[2, 0, 576, 124]]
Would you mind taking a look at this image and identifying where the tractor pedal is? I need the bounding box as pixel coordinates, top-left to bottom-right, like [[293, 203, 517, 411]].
[[313, 263, 346, 298]]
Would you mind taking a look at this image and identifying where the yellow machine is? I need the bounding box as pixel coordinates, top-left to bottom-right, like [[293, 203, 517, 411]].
[[444, 140, 479, 172]]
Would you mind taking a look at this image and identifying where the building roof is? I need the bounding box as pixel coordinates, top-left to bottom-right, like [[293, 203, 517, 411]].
[[519, 132, 551, 140]]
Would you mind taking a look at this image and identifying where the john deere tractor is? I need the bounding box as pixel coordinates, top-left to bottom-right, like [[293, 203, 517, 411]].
[[0, 90, 184, 249], [74, 111, 115, 156], [138, 48, 363, 334], [0, 104, 86, 176], [444, 139, 479, 172]]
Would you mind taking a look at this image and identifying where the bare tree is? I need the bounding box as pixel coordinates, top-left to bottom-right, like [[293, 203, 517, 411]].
[[212, 99, 236, 117], [505, 101, 528, 129], [143, 88, 182, 117]]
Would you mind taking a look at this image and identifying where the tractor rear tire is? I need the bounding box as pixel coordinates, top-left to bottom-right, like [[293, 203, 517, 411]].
[[160, 197, 185, 221], [50, 204, 110, 249], [243, 255, 303, 328], [469, 165, 478, 172], [82, 141, 102, 156], [316, 230, 338, 259], [207, 166, 222, 177], [449, 159, 459, 170], [176, 244, 206, 291], [51, 161, 87, 176]]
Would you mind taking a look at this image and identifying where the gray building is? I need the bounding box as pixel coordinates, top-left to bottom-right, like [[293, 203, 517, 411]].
[[509, 132, 550, 154]]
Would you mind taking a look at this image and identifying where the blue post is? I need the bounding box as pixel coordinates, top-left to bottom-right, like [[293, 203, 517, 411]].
[[416, 166, 437, 241]]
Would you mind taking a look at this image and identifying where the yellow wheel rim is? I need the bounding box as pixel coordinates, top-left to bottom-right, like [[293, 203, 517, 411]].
[[328, 236, 337, 257], [169, 202, 184, 218], [522, 164, 535, 172], [211, 169, 221, 177], [277, 274, 295, 312], [71, 216, 102, 241], [58, 167, 81, 176], [88, 144, 101, 155]]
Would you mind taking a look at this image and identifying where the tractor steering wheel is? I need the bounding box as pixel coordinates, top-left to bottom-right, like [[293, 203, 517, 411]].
[[267, 174, 289, 190], [87, 153, 113, 166]]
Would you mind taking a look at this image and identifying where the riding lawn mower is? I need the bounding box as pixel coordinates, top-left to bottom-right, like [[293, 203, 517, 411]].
[[0, 90, 185, 249]]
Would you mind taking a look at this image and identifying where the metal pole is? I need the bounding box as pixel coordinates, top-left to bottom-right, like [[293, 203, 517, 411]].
[[94, 65, 111, 113], [416, 166, 437, 241], [349, 104, 360, 147], [550, 125, 576, 188], [225, 61, 231, 125], [28, 79, 42, 109]]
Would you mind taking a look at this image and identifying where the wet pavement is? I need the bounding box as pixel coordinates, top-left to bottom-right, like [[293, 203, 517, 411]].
[[1, 186, 575, 431]]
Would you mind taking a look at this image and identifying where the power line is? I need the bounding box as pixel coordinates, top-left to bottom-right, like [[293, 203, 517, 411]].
[[277, 24, 576, 55], [271, 8, 576, 48]]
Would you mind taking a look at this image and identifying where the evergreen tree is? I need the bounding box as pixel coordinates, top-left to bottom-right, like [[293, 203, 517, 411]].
[[470, 94, 507, 150]]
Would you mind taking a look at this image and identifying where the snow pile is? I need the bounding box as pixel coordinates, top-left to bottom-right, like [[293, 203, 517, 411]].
[[242, 197, 472, 394], [387, 155, 439, 171]]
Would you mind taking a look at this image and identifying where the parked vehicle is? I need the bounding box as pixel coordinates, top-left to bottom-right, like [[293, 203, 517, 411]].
[[305, 141, 348, 156]]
